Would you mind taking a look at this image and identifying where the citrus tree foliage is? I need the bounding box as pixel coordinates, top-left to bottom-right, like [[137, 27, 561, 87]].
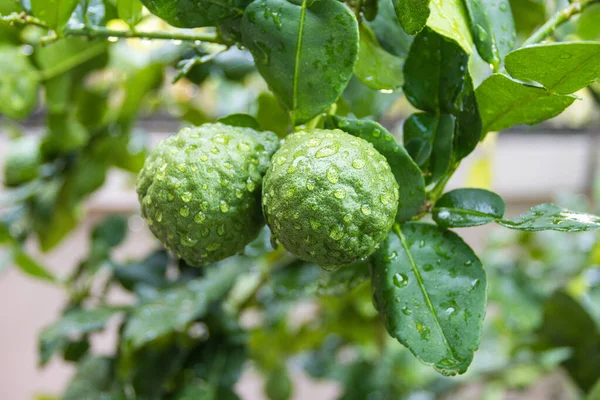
[[1, 0, 600, 398]]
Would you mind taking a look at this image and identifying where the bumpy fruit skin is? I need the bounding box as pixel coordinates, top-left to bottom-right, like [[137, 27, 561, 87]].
[[140, 0, 250, 28], [137, 123, 279, 266], [263, 129, 399, 268]]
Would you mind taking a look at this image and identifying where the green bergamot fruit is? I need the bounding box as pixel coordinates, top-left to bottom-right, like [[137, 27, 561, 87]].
[[137, 123, 279, 266], [263, 129, 399, 268]]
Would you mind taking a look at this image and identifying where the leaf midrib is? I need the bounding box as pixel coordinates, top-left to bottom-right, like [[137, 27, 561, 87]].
[[292, 0, 308, 124], [433, 206, 499, 219], [394, 225, 457, 360]]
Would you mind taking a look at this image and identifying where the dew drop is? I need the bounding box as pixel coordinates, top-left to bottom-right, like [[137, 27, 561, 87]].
[[246, 180, 256, 192], [329, 225, 344, 240], [181, 234, 198, 247], [361, 204, 372, 216], [200, 154, 208, 162], [237, 142, 251, 152], [207, 242, 221, 251], [217, 224, 226, 236], [393, 273, 408, 288], [155, 211, 163, 222], [343, 213, 353, 223], [306, 179, 316, 191], [310, 219, 321, 231], [334, 188, 346, 199], [181, 192, 192, 203], [180, 207, 190, 217], [352, 158, 365, 169], [327, 167, 339, 184], [315, 143, 340, 159], [194, 212, 206, 224], [401, 306, 412, 316], [219, 200, 230, 213]]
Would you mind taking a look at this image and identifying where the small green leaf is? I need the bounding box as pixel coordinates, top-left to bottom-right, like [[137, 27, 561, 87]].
[[256, 92, 291, 137], [217, 113, 262, 130], [113, 251, 169, 292], [117, 0, 142, 28], [371, 223, 486, 375], [123, 259, 248, 348], [368, 0, 413, 58], [241, 0, 359, 124], [63, 356, 122, 400], [427, 0, 473, 53], [504, 42, 600, 95], [340, 76, 399, 119], [13, 249, 57, 282], [476, 73, 576, 132], [577, 4, 600, 40], [403, 112, 455, 185], [92, 215, 128, 248], [40, 307, 123, 365], [464, 0, 516, 67], [499, 203, 600, 232], [355, 25, 404, 91], [329, 116, 425, 221], [0, 45, 39, 120], [31, 0, 79, 31], [392, 0, 430, 35], [317, 260, 370, 296], [433, 188, 506, 228]]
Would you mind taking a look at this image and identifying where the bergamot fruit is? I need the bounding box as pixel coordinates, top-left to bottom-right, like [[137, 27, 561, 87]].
[[263, 129, 399, 268], [137, 123, 279, 266]]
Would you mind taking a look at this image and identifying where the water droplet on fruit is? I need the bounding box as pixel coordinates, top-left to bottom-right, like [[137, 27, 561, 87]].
[[180, 207, 190, 217], [194, 212, 206, 224], [316, 143, 340, 159], [352, 159, 365, 169], [181, 192, 192, 203], [329, 225, 344, 240], [361, 204, 372, 215], [220, 200, 229, 213], [334, 188, 346, 199], [217, 224, 226, 236], [327, 167, 339, 184]]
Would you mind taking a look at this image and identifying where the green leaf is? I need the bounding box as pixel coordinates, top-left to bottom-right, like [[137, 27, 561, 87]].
[[3, 136, 41, 187], [117, 0, 142, 28], [140, 0, 248, 28], [354, 25, 404, 91], [339, 76, 400, 119], [499, 203, 600, 232], [537, 291, 600, 393], [476, 73, 576, 132], [368, 0, 413, 58], [63, 356, 123, 400], [113, 251, 169, 291], [329, 116, 425, 221], [265, 366, 293, 400], [392, 0, 430, 35], [0, 45, 39, 120], [433, 188, 506, 228], [92, 215, 128, 248], [317, 260, 369, 296], [504, 42, 600, 95], [403, 112, 455, 184], [256, 92, 291, 137], [578, 4, 600, 40], [241, 0, 359, 124], [464, 0, 516, 67], [13, 249, 57, 282], [175, 383, 217, 400], [40, 307, 123, 365], [31, 0, 80, 31], [509, 0, 545, 36], [217, 113, 262, 130], [123, 259, 248, 348], [371, 223, 486, 375], [589, 379, 600, 400], [403, 28, 481, 161], [426, 0, 473, 53]]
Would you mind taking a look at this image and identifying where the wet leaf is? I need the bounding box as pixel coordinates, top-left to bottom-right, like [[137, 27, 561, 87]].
[[329, 116, 425, 221], [123, 259, 248, 348], [0, 45, 39, 120], [140, 0, 248, 28], [368, 0, 413, 58], [354, 25, 404, 91], [217, 113, 262, 130], [403, 112, 455, 185], [241, 0, 359, 124], [433, 188, 506, 228], [392, 0, 430, 35], [464, 0, 516, 68], [499, 203, 600, 232], [476, 73, 576, 132], [371, 223, 486, 376], [505, 42, 600, 95], [31, 0, 79, 31], [427, 0, 473, 53], [339, 76, 400, 119], [40, 307, 123, 365]]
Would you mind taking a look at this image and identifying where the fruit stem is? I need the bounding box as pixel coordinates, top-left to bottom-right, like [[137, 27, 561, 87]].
[[522, 0, 600, 47]]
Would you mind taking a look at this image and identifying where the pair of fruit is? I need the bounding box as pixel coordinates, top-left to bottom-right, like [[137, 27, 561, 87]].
[[137, 123, 399, 269]]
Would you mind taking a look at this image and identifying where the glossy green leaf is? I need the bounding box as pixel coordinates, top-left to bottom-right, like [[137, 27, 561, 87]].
[[537, 291, 600, 393], [392, 0, 430, 35], [577, 4, 600, 40], [505, 42, 600, 95], [317, 260, 370, 296], [339, 76, 400, 119], [360, 0, 378, 22], [368, 0, 413, 58], [403, 112, 455, 184], [113, 251, 169, 292], [476, 73, 576, 132], [0, 45, 39, 120], [355, 25, 404, 91], [403, 28, 481, 161], [217, 113, 261, 130], [117, 0, 142, 28], [371, 223, 486, 375], [509, 0, 545, 36], [464, 0, 516, 67], [433, 188, 506, 228], [31, 0, 79, 31], [13, 249, 57, 282], [499, 203, 600, 232], [256, 92, 291, 137], [241, 0, 359, 124], [123, 259, 247, 348], [427, 0, 473, 53], [329, 116, 426, 221], [40, 307, 123, 365], [140, 0, 248, 28]]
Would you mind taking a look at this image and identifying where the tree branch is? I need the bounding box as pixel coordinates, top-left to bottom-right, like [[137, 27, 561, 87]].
[[522, 0, 600, 47]]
